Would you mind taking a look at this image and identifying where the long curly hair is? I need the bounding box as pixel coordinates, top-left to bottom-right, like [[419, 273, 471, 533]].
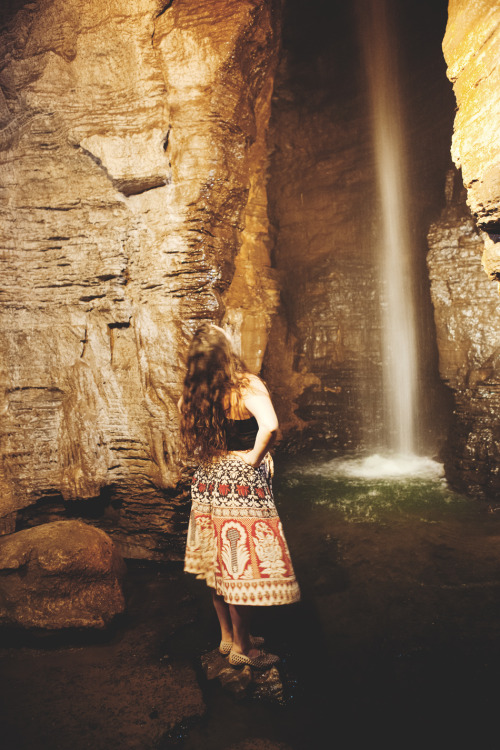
[[179, 323, 249, 460]]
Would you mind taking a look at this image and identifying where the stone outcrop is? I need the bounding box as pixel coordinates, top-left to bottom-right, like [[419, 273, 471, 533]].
[[201, 647, 287, 703], [427, 170, 500, 499], [0, 519, 126, 628], [443, 0, 500, 282], [0, 0, 281, 558]]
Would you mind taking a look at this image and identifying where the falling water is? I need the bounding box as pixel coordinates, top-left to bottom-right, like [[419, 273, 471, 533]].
[[359, 0, 418, 455]]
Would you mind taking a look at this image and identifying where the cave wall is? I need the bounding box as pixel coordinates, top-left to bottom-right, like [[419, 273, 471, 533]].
[[265, 90, 382, 449], [426, 0, 500, 498], [427, 170, 500, 498], [0, 0, 281, 558], [443, 0, 500, 282]]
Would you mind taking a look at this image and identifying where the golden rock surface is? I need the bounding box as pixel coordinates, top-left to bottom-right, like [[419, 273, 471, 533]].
[[443, 0, 500, 281], [0, 519, 126, 628], [0, 0, 281, 557], [427, 169, 500, 498]]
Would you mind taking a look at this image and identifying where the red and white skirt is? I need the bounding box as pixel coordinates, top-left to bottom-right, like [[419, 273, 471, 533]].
[[184, 455, 300, 606]]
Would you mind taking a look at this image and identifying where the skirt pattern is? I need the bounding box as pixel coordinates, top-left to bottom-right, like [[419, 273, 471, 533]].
[[184, 455, 300, 606]]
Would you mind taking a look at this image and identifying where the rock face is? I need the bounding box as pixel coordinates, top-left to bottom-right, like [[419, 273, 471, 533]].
[[0, 0, 281, 558], [427, 2, 500, 499], [0, 519, 126, 628], [265, 92, 382, 449], [427, 170, 500, 499], [443, 0, 500, 281]]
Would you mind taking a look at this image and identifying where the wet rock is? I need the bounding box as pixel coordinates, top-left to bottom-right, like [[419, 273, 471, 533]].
[[200, 647, 285, 702], [219, 663, 253, 696], [0, 519, 126, 629], [427, 169, 500, 499], [0, 0, 282, 559], [252, 665, 285, 703], [443, 1, 500, 277]]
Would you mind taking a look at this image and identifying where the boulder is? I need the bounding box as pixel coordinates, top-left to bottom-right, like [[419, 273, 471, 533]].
[[0, 520, 126, 629], [200, 647, 286, 704]]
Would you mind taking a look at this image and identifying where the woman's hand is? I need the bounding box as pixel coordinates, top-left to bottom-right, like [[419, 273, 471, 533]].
[[229, 450, 260, 468]]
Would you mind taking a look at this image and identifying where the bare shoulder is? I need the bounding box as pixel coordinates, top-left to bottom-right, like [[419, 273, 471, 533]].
[[241, 373, 269, 397]]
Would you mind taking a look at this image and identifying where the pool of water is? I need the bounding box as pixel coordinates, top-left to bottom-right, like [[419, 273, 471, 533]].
[[181, 452, 500, 748]]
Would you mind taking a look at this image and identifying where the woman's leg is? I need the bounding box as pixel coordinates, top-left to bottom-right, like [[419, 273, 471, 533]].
[[211, 589, 233, 642], [229, 604, 260, 657]]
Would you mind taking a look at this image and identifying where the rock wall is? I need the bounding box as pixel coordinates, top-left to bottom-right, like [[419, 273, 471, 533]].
[[265, 90, 382, 450], [427, 170, 500, 498], [443, 0, 500, 282], [435, 1, 500, 498], [0, 0, 281, 559]]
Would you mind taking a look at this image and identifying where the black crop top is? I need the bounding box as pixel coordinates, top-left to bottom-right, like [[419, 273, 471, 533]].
[[225, 416, 258, 451]]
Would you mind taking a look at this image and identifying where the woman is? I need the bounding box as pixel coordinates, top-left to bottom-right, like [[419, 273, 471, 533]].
[[179, 323, 300, 668]]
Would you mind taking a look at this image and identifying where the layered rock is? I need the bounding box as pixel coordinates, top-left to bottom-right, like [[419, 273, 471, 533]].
[[0, 519, 125, 628], [427, 170, 500, 498], [265, 94, 382, 449], [443, 0, 500, 281], [0, 0, 281, 558]]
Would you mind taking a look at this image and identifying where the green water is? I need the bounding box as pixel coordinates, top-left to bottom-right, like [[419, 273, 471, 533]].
[[279, 455, 463, 523]]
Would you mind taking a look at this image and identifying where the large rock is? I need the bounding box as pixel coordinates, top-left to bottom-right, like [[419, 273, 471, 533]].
[[443, 0, 500, 281], [0, 520, 126, 628], [0, 0, 281, 558], [427, 169, 500, 498], [201, 647, 286, 704]]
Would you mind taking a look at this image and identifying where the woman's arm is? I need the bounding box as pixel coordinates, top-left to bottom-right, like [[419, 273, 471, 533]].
[[236, 376, 279, 468]]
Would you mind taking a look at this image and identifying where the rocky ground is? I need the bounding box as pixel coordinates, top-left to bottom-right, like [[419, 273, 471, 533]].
[[0, 563, 206, 750]]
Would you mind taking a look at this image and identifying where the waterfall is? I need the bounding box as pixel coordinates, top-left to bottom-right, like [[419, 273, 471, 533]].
[[359, 0, 418, 454]]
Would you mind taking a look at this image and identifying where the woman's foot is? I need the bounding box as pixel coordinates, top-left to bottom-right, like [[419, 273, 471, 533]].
[[228, 648, 279, 669], [219, 635, 264, 655]]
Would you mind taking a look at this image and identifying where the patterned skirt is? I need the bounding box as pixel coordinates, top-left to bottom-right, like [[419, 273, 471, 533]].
[[184, 455, 300, 606]]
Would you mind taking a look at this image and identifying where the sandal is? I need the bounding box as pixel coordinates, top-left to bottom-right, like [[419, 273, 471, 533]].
[[228, 649, 279, 669], [219, 635, 264, 655]]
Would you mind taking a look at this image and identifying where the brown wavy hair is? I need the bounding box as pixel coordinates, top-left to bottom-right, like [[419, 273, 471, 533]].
[[179, 323, 249, 460]]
